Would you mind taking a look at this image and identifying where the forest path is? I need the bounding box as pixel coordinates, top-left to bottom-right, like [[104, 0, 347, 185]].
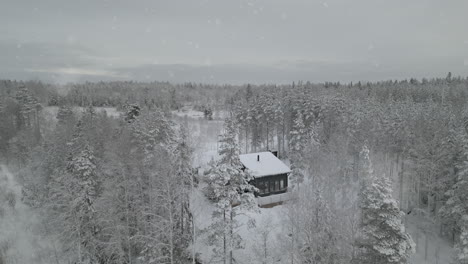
[[0, 164, 56, 264]]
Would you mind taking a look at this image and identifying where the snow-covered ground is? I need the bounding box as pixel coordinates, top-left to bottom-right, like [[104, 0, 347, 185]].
[[172, 108, 205, 119], [190, 183, 286, 264], [172, 107, 229, 120], [172, 112, 224, 168], [406, 215, 454, 264]]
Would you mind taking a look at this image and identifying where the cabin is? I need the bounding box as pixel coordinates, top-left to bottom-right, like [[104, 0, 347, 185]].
[[239, 151, 291, 197]]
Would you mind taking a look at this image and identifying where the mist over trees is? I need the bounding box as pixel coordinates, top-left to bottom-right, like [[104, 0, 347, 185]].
[[1, 74, 468, 263]]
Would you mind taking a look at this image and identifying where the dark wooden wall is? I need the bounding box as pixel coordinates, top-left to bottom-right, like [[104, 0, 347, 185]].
[[252, 173, 288, 197]]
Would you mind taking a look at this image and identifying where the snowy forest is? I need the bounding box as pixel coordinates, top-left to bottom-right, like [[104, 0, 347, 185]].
[[1, 75, 468, 264]]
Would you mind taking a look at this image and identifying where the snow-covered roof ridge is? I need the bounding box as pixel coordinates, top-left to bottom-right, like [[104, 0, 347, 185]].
[[239, 151, 291, 178]]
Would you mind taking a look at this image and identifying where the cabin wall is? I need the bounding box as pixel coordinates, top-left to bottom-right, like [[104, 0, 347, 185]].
[[252, 173, 288, 197]]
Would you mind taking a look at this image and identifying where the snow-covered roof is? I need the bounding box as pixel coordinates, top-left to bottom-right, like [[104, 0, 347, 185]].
[[239, 152, 291, 178]]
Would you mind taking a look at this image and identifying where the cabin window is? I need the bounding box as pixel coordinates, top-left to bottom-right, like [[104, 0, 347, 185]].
[[254, 176, 288, 195], [257, 181, 263, 194]]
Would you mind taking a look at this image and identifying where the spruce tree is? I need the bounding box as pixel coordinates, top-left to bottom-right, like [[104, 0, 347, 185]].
[[352, 145, 414, 264]]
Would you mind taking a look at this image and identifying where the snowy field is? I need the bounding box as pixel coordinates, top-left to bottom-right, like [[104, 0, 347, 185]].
[[172, 112, 224, 168]]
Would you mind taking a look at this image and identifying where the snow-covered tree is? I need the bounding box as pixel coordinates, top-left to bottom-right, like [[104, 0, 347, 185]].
[[45, 134, 103, 263], [289, 111, 308, 186], [440, 134, 468, 263], [56, 104, 75, 126], [128, 110, 193, 264], [206, 118, 257, 264], [300, 188, 339, 263], [252, 216, 279, 264], [281, 184, 340, 264], [459, 224, 468, 264], [352, 145, 415, 264], [124, 103, 140, 123], [67, 143, 103, 262], [173, 124, 195, 262]]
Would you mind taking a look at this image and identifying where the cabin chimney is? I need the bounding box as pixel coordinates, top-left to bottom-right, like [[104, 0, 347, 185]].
[[257, 155, 260, 162]]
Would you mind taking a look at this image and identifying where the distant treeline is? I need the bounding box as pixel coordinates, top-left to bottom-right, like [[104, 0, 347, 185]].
[[2, 73, 467, 111]]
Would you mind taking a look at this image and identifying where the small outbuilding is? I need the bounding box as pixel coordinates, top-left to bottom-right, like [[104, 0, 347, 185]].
[[239, 151, 291, 197]]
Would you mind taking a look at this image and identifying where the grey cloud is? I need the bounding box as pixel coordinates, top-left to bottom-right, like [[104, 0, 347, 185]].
[[1, 0, 467, 83]]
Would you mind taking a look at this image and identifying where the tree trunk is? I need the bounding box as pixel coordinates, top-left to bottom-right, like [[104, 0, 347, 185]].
[[230, 209, 234, 264], [191, 172, 196, 264], [415, 229, 419, 253], [78, 225, 83, 264], [277, 124, 281, 157], [245, 128, 248, 154], [424, 231, 428, 261], [282, 121, 285, 158], [399, 155, 404, 210], [124, 170, 132, 264], [224, 209, 227, 264]]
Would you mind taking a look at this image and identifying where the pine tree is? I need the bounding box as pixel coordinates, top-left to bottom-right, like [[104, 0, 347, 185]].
[[173, 124, 195, 262], [289, 111, 307, 185], [56, 104, 75, 126], [68, 144, 99, 214], [67, 143, 102, 262], [206, 118, 257, 264], [42, 117, 104, 263], [440, 134, 468, 263], [352, 145, 415, 264], [15, 85, 41, 129], [297, 187, 339, 263], [459, 224, 468, 264], [124, 103, 140, 123]]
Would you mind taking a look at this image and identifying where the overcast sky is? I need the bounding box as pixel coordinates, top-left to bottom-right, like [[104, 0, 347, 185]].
[[1, 0, 467, 84]]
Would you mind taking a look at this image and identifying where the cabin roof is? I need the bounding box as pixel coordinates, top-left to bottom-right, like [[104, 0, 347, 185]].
[[239, 152, 291, 178]]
